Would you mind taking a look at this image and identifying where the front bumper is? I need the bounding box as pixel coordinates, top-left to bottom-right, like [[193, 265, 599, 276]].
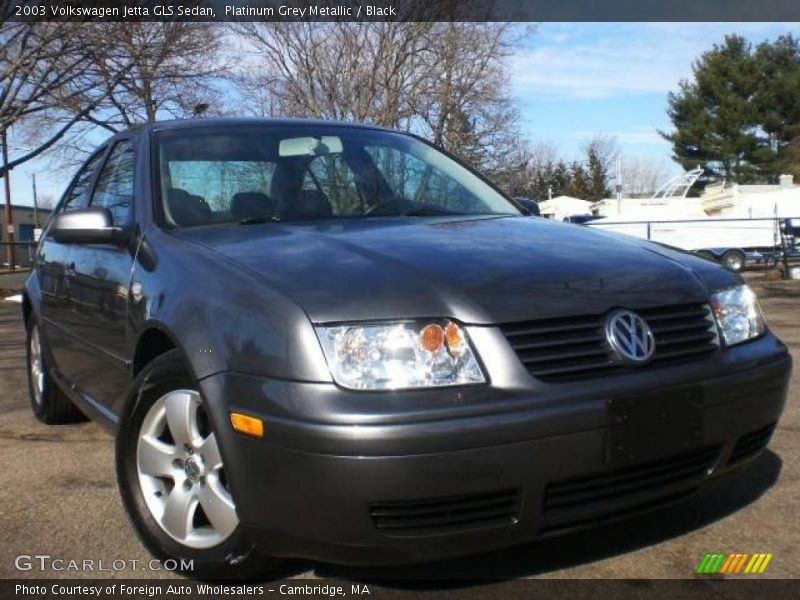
[[198, 334, 791, 565]]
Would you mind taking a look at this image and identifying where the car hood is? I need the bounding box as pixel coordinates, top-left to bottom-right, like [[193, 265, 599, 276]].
[[174, 216, 738, 324]]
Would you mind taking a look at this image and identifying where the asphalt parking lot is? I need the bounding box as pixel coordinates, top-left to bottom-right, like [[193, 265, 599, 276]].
[[0, 273, 797, 581]]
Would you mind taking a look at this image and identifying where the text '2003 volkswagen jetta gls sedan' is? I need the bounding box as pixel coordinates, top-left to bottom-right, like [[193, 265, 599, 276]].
[[24, 119, 791, 578]]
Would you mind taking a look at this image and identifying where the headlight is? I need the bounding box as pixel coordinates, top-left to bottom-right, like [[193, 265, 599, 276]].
[[315, 320, 486, 390], [710, 285, 767, 346]]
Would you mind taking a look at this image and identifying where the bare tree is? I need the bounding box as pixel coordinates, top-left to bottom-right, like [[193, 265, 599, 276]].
[[416, 23, 518, 169], [88, 22, 227, 129], [7, 20, 228, 173], [0, 19, 127, 176], [232, 22, 520, 170], [232, 22, 434, 126], [491, 139, 560, 198], [620, 157, 671, 197]]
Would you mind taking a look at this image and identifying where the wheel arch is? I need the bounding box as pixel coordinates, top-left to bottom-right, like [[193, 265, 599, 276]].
[[21, 292, 32, 328], [21, 271, 43, 329], [132, 323, 184, 377]]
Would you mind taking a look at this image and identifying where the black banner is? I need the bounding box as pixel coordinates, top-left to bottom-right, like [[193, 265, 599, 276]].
[[6, 0, 800, 22], [3, 579, 800, 600]]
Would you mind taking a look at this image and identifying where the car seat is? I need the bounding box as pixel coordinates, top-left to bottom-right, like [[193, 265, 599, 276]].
[[230, 192, 277, 221], [166, 188, 213, 227]]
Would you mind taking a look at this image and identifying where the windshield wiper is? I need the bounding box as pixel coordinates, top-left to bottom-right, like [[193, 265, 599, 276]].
[[239, 215, 281, 225], [399, 207, 461, 217]]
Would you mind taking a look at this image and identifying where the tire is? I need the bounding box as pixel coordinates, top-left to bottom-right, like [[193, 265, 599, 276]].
[[115, 350, 278, 579], [26, 317, 88, 424], [721, 249, 746, 272]]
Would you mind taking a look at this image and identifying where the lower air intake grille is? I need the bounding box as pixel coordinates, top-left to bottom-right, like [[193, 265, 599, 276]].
[[728, 423, 776, 466], [500, 302, 719, 382], [541, 446, 720, 533], [369, 489, 521, 536]]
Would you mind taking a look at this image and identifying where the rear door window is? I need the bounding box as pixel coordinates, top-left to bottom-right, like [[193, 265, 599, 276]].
[[60, 150, 106, 213], [90, 140, 136, 226]]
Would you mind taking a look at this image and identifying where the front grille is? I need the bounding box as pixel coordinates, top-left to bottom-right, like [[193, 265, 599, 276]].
[[541, 446, 720, 534], [500, 302, 719, 382], [728, 423, 776, 466], [369, 489, 521, 536]]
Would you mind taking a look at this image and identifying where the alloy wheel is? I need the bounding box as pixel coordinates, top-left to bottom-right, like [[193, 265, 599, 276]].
[[29, 325, 44, 407], [136, 390, 238, 549], [726, 255, 743, 271]]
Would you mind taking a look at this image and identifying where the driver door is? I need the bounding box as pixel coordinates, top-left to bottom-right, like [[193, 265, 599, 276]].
[[66, 138, 137, 413]]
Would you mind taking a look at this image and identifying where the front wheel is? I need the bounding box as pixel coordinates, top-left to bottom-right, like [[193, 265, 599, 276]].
[[116, 350, 278, 579]]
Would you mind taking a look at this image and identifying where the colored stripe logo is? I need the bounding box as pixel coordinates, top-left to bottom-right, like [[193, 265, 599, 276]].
[[696, 552, 773, 574]]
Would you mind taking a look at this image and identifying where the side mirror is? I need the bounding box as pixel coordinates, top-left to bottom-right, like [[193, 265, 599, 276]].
[[51, 207, 126, 245]]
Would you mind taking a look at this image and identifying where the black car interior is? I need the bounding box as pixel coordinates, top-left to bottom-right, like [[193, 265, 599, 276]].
[[157, 130, 505, 228]]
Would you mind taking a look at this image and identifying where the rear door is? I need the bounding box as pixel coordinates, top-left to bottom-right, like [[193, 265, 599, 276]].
[[67, 137, 138, 413]]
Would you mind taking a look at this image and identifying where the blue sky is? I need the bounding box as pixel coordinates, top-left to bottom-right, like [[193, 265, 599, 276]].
[[5, 22, 800, 208], [509, 23, 799, 170]]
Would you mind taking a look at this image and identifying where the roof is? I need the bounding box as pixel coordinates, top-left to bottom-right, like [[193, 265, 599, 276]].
[[144, 117, 397, 135], [5, 204, 52, 212], [550, 195, 591, 203]]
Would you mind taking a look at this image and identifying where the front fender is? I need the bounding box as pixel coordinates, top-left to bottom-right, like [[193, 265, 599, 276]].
[[22, 271, 42, 325], [129, 228, 332, 384]]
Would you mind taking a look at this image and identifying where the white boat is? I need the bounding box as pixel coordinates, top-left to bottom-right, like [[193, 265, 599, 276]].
[[585, 170, 787, 271]]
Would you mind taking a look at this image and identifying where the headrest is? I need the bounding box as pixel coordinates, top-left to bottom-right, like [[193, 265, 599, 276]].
[[231, 192, 276, 220], [166, 188, 212, 227]]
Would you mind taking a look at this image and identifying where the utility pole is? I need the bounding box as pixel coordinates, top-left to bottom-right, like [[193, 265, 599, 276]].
[[1, 130, 15, 271], [31, 173, 39, 229]]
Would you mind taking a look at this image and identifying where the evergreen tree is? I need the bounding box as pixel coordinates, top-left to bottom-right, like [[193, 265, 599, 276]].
[[752, 34, 800, 179], [566, 161, 590, 199], [585, 141, 612, 201], [662, 33, 800, 183], [662, 35, 759, 182]]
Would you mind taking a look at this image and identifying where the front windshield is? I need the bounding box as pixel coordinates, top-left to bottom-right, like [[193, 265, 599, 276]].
[[155, 126, 519, 227]]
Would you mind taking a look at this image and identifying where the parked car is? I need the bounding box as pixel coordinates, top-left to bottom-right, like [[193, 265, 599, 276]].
[[563, 214, 600, 225], [24, 119, 791, 578], [512, 197, 541, 216]]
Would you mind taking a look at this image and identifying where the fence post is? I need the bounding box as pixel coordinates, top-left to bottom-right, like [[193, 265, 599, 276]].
[[779, 217, 790, 280]]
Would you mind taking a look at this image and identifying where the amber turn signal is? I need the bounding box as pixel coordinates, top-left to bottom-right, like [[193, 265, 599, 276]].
[[444, 321, 463, 349], [420, 323, 445, 352], [230, 412, 264, 438]]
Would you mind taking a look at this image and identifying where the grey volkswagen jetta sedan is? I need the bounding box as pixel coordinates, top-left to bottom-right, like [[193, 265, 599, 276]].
[[23, 119, 791, 578]]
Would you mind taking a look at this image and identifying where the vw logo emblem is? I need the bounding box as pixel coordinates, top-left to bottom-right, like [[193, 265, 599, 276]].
[[605, 309, 656, 364]]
